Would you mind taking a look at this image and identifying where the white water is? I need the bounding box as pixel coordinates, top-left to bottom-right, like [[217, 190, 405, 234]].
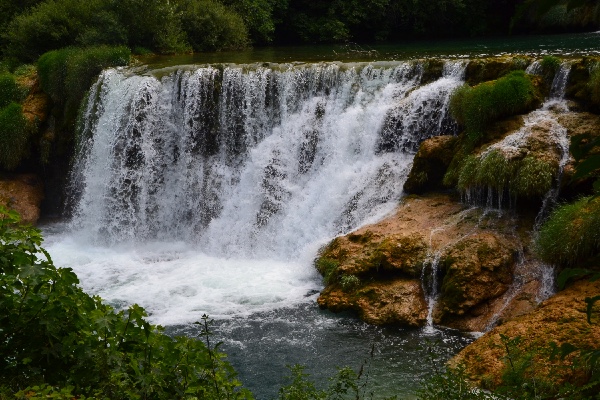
[[46, 61, 466, 325]]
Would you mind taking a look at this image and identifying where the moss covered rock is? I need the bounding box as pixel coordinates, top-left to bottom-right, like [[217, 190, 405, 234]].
[[404, 135, 458, 194], [452, 279, 600, 390], [318, 278, 428, 327], [434, 232, 517, 328]]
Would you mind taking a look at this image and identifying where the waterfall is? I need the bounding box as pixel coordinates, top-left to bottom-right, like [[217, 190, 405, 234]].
[[71, 61, 466, 258], [55, 60, 466, 323]]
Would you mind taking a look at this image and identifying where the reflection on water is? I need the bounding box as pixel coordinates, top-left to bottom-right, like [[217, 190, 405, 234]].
[[137, 32, 600, 68]]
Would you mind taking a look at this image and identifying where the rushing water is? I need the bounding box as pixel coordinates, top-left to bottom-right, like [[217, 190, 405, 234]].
[[43, 60, 470, 398], [40, 37, 591, 396]]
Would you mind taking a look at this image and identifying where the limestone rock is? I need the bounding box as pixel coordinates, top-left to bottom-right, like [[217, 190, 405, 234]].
[[0, 174, 44, 224], [452, 279, 600, 389], [433, 232, 517, 329], [315, 194, 537, 331], [318, 278, 428, 327]]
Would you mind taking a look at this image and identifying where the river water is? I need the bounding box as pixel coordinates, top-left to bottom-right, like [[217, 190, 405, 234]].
[[41, 32, 599, 399]]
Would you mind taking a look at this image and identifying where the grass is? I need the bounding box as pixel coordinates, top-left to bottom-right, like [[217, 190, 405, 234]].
[[536, 196, 600, 267], [455, 150, 555, 201]]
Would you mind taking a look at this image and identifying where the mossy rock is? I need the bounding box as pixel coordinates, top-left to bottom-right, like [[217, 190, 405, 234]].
[[464, 56, 533, 86], [404, 135, 458, 194], [434, 232, 516, 324]]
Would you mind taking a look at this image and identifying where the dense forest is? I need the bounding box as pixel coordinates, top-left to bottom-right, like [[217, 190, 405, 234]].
[[1, 0, 599, 64]]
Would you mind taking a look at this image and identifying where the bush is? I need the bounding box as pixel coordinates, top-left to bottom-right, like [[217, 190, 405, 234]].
[[37, 46, 130, 119], [0, 206, 252, 399], [450, 71, 539, 144], [0, 102, 29, 170], [3, 0, 126, 62], [536, 196, 600, 267], [179, 0, 249, 52]]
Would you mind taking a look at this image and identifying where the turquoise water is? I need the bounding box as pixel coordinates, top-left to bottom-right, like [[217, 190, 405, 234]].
[[137, 32, 600, 68]]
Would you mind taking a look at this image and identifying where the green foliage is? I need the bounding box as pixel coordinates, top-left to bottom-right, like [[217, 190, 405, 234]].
[[0, 73, 24, 108], [536, 196, 600, 267], [340, 274, 361, 292], [0, 206, 252, 399], [37, 46, 130, 121], [3, 0, 127, 62], [513, 156, 554, 198], [455, 150, 555, 200], [416, 365, 496, 400], [450, 71, 539, 144], [541, 55, 561, 75], [179, 0, 249, 52], [0, 102, 29, 170]]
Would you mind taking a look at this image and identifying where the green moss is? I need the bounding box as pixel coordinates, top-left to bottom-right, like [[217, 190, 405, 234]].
[[536, 196, 600, 267], [455, 149, 556, 202], [475, 150, 514, 191], [513, 156, 554, 198], [0, 102, 30, 170], [541, 55, 561, 76], [450, 71, 539, 145], [456, 154, 479, 191], [0, 73, 23, 108], [315, 256, 340, 285]]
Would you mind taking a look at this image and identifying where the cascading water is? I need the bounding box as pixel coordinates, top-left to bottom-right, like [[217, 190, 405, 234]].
[[50, 60, 467, 324], [43, 59, 470, 398]]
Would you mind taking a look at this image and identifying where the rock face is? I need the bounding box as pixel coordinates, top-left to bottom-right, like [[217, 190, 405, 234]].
[[452, 279, 600, 389], [0, 174, 44, 224], [434, 232, 516, 329], [316, 193, 541, 331]]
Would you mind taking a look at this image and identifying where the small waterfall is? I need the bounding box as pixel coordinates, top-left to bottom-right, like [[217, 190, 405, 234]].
[[70, 61, 466, 263], [421, 206, 480, 333]]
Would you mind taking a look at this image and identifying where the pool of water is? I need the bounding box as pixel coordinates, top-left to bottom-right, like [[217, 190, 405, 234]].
[[137, 31, 600, 68], [169, 304, 475, 400]]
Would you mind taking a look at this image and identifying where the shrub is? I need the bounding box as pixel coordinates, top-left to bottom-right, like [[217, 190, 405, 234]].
[[0, 73, 23, 108], [37, 46, 130, 120], [0, 207, 252, 399], [450, 71, 539, 144], [0, 102, 29, 170], [536, 196, 600, 267], [3, 0, 126, 62], [179, 0, 249, 52]]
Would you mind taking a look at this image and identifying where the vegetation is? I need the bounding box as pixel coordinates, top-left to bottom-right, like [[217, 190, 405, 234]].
[[0, 102, 30, 170], [0, 206, 252, 399], [37, 46, 129, 118], [449, 71, 539, 145]]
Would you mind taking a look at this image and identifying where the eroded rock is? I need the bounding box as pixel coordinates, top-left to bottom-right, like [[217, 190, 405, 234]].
[[0, 174, 44, 224], [452, 279, 600, 389]]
